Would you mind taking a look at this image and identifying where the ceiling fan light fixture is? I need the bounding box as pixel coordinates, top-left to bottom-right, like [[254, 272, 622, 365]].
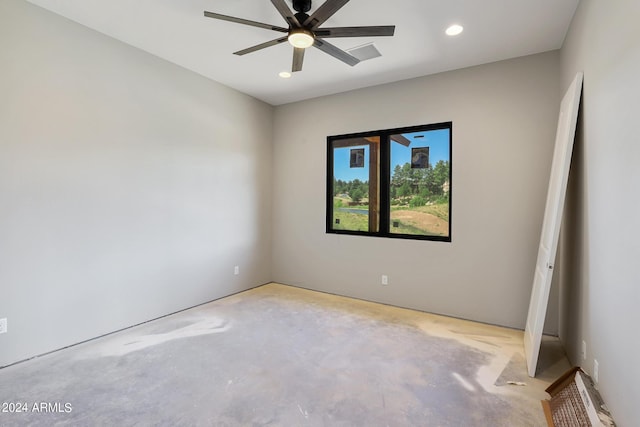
[[204, 0, 396, 72], [288, 29, 315, 49]]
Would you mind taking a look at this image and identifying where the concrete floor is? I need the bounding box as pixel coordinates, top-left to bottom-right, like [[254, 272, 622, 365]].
[[0, 283, 569, 426]]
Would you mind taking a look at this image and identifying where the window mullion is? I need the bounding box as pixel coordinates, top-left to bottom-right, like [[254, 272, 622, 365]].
[[379, 133, 390, 235]]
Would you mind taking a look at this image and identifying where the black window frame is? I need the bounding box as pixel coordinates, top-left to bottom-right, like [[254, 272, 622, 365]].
[[326, 122, 452, 242]]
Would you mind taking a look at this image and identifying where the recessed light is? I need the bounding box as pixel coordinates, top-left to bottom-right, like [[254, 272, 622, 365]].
[[279, 71, 292, 79], [446, 24, 464, 36]]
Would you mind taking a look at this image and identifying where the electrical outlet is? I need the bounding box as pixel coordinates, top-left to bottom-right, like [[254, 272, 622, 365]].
[[0, 318, 7, 334], [234, 266, 239, 276], [593, 359, 599, 383], [582, 340, 587, 360], [381, 275, 388, 285]]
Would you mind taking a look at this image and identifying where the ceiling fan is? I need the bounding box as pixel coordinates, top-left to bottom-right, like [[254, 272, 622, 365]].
[[204, 0, 395, 73]]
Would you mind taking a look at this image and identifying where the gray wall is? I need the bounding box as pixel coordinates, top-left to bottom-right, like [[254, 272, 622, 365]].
[[272, 51, 561, 331], [0, 0, 273, 367], [559, 0, 640, 425]]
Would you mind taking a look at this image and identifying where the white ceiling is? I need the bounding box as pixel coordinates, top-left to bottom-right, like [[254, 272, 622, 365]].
[[26, 0, 579, 106]]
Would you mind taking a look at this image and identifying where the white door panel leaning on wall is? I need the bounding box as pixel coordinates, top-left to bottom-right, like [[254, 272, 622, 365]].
[[524, 72, 583, 378]]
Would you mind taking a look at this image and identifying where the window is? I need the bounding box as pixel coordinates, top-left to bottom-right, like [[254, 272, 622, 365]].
[[327, 122, 451, 241]]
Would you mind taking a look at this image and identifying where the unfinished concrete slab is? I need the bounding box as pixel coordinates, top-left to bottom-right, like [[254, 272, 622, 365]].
[[0, 283, 569, 426]]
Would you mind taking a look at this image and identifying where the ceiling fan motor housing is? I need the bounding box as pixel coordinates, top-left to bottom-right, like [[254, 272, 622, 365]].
[[294, 12, 310, 25], [292, 0, 312, 14]]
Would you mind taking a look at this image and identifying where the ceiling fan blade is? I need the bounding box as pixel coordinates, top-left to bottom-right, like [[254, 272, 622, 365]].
[[313, 38, 359, 67], [292, 47, 305, 72], [314, 25, 395, 38], [234, 37, 289, 56], [304, 0, 350, 29], [270, 0, 301, 28], [204, 11, 288, 33]]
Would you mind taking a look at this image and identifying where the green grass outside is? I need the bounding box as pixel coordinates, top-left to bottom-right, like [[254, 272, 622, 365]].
[[389, 221, 433, 236], [390, 202, 449, 222], [332, 198, 449, 235], [332, 211, 369, 232]]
